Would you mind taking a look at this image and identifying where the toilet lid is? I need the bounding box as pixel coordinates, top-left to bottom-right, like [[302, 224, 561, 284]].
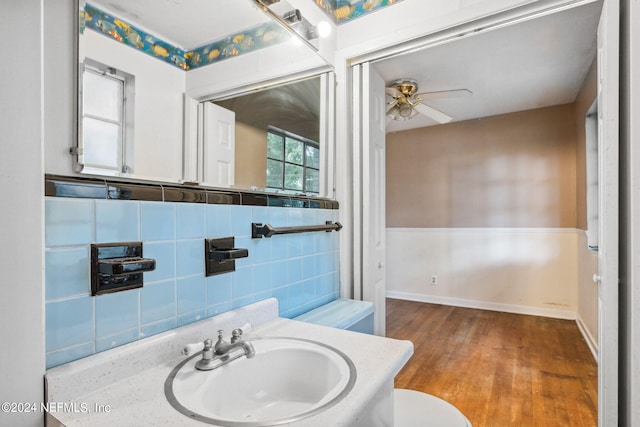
[[394, 389, 471, 427]]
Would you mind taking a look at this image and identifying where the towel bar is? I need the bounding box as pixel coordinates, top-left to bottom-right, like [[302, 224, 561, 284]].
[[252, 221, 342, 238]]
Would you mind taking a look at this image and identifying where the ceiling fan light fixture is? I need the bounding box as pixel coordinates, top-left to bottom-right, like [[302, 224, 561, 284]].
[[386, 105, 400, 120], [387, 79, 419, 97], [398, 103, 413, 118], [387, 103, 418, 121], [385, 78, 463, 124]]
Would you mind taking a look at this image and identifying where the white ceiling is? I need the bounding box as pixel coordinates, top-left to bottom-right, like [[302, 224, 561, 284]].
[[374, 1, 603, 133], [89, 0, 269, 50]]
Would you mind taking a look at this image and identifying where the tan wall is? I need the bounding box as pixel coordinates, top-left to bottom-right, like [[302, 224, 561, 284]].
[[234, 123, 267, 190], [386, 104, 578, 228], [574, 59, 598, 230]]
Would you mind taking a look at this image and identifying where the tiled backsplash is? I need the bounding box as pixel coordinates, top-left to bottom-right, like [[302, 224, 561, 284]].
[[45, 195, 340, 368]]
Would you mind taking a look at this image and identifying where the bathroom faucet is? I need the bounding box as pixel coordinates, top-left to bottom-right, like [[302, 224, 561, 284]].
[[215, 328, 256, 356], [194, 328, 255, 371]]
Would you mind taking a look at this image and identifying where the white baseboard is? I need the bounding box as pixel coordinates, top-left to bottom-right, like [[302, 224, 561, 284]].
[[386, 291, 577, 320], [576, 313, 598, 362]]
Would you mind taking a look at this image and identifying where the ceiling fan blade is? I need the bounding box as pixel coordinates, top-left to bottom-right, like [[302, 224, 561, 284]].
[[385, 87, 404, 98], [413, 102, 452, 124], [415, 89, 472, 101]]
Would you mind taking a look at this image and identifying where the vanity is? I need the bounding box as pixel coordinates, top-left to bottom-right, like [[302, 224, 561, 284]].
[[45, 298, 413, 426]]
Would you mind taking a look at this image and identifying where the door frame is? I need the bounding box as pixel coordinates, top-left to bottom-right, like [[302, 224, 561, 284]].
[[343, 0, 619, 424], [352, 63, 388, 335], [595, 0, 620, 424]]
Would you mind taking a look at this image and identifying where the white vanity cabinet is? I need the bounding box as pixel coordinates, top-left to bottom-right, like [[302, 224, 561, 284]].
[[45, 298, 413, 427]]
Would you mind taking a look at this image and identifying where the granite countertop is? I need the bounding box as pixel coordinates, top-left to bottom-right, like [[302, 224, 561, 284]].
[[46, 299, 413, 427]]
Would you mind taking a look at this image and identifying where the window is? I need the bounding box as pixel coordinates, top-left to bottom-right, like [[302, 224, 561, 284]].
[[266, 127, 320, 194], [79, 59, 134, 175]]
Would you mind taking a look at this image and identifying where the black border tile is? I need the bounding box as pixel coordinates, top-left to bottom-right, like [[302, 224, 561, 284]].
[[44, 175, 338, 209], [162, 186, 207, 203], [206, 190, 241, 205], [106, 181, 163, 201], [267, 195, 292, 207], [240, 193, 268, 206], [45, 175, 108, 199]]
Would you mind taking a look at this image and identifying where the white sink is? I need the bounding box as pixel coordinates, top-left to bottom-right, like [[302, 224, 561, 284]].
[[165, 337, 356, 426]]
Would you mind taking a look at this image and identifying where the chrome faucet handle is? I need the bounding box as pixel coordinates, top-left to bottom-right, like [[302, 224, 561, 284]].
[[201, 339, 214, 361], [231, 328, 243, 343], [195, 339, 216, 370]]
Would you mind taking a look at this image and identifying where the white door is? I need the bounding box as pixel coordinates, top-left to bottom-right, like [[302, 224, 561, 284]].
[[357, 63, 387, 336], [201, 102, 235, 187], [596, 0, 619, 425]]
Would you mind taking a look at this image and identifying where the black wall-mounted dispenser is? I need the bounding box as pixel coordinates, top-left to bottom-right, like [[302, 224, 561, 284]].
[[91, 242, 156, 296], [205, 237, 249, 276]]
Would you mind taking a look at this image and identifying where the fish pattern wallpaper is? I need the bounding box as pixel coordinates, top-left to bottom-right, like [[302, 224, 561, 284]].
[[81, 0, 405, 71], [82, 3, 289, 71], [187, 24, 290, 70], [313, 0, 404, 23]]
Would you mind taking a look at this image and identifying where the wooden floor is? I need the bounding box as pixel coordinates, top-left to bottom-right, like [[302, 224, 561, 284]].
[[386, 299, 597, 427]]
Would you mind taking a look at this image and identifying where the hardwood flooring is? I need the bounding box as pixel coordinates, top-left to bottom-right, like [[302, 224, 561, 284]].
[[386, 298, 598, 427]]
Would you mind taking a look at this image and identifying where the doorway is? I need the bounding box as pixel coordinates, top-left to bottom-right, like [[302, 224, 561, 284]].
[[349, 0, 619, 424]]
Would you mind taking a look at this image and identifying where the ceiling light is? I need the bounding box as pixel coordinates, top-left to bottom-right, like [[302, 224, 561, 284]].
[[317, 21, 331, 38]]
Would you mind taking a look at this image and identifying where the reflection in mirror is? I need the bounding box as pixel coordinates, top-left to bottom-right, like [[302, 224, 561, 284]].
[[80, 58, 135, 176], [212, 76, 321, 194], [75, 0, 333, 193]]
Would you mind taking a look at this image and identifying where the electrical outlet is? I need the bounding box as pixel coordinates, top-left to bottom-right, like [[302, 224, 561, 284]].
[[430, 275, 438, 286]]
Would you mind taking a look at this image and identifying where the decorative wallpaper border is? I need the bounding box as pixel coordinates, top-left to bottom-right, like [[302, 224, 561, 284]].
[[186, 22, 290, 70], [81, 1, 408, 71], [45, 175, 339, 209], [82, 3, 290, 71], [313, 0, 405, 24]]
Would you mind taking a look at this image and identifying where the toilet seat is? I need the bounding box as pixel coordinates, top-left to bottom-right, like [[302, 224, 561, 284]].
[[394, 389, 472, 427]]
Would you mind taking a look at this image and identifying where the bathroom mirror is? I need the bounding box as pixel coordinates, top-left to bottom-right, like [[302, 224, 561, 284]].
[[189, 73, 333, 195], [75, 0, 334, 195]]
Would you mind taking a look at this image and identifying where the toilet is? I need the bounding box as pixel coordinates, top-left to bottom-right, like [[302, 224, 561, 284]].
[[394, 388, 472, 427]]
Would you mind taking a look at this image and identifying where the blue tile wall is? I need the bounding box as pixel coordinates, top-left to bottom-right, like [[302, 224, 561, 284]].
[[44, 197, 340, 368]]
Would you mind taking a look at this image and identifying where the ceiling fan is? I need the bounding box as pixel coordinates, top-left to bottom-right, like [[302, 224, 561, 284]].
[[385, 78, 472, 124]]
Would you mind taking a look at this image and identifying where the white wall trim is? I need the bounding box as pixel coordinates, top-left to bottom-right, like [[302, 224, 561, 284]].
[[386, 291, 577, 320], [577, 312, 599, 362]]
